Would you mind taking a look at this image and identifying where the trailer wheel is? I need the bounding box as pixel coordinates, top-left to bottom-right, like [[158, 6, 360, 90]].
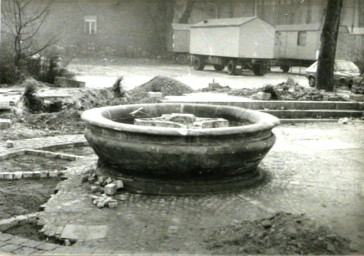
[[227, 60, 236, 75], [175, 54, 187, 64], [192, 56, 205, 70], [252, 64, 265, 76], [281, 65, 290, 73], [308, 76, 316, 87], [213, 64, 225, 71]]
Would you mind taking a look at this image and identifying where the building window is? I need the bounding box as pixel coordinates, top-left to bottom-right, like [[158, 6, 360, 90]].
[[84, 16, 97, 34], [297, 31, 306, 46]]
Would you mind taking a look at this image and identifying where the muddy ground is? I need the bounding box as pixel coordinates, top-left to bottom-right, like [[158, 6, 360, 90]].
[[0, 178, 61, 219]]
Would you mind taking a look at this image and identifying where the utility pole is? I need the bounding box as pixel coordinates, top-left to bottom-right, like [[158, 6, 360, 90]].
[[316, 0, 343, 91]]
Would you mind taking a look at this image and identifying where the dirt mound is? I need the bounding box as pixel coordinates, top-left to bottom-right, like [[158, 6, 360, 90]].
[[22, 89, 160, 134], [205, 212, 352, 255], [228, 78, 345, 101], [24, 109, 86, 134], [129, 76, 193, 100], [13, 76, 190, 135]]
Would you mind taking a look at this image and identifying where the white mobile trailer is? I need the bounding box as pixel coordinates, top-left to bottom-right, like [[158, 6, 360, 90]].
[[189, 16, 275, 75], [274, 24, 352, 72], [167, 23, 191, 64]]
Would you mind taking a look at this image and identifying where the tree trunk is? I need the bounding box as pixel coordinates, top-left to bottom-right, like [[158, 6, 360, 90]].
[[316, 0, 343, 91], [147, 0, 175, 55], [179, 0, 195, 23]]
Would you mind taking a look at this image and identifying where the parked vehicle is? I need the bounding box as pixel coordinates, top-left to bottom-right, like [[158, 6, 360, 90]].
[[169, 18, 363, 76], [189, 16, 275, 76], [167, 23, 191, 64], [274, 24, 352, 73], [306, 60, 361, 87]]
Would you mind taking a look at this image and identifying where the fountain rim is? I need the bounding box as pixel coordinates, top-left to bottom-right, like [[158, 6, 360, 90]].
[[81, 103, 280, 136]]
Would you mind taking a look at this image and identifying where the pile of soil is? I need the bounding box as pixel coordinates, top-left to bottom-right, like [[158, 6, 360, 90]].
[[24, 109, 86, 134], [17, 76, 193, 134], [129, 75, 194, 101], [0, 178, 61, 219], [228, 78, 345, 101], [205, 212, 353, 255]]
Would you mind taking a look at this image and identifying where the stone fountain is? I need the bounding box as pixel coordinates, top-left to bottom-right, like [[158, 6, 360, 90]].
[[81, 103, 279, 195]]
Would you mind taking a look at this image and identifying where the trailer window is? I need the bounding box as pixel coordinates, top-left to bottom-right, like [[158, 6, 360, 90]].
[[84, 16, 97, 34], [297, 31, 306, 46]]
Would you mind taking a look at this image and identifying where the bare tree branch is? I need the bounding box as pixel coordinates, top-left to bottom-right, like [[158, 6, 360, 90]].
[[2, 0, 55, 66]]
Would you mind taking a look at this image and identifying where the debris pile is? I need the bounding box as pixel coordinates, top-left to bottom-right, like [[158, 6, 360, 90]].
[[81, 169, 124, 209], [24, 109, 85, 134], [205, 212, 353, 255], [13, 76, 194, 135], [129, 75, 193, 101], [228, 78, 345, 101], [351, 76, 364, 94]]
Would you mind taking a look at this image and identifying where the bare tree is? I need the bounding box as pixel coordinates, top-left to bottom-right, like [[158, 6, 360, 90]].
[[179, 0, 195, 23], [1, 0, 57, 67], [316, 0, 343, 91]]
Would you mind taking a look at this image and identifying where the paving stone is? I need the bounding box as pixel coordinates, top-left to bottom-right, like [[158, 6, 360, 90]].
[[22, 172, 33, 178], [115, 194, 128, 201], [19, 239, 45, 248], [1, 243, 22, 252], [7, 236, 31, 246], [32, 171, 41, 178], [27, 213, 39, 223], [0, 218, 17, 232], [0, 120, 11, 130], [35, 242, 60, 251], [107, 199, 118, 208], [5, 139, 13, 147], [2, 173, 13, 180], [42, 247, 70, 255], [0, 233, 15, 242], [105, 177, 113, 184], [34, 249, 47, 255], [0, 100, 11, 110], [12, 172, 23, 179], [15, 215, 28, 225], [40, 171, 49, 178], [13, 246, 39, 255], [48, 171, 59, 177], [114, 180, 124, 189], [66, 247, 96, 254], [61, 225, 108, 241], [104, 184, 117, 195]]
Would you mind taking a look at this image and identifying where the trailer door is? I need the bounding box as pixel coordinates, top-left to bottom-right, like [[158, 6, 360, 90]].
[[277, 31, 288, 58]]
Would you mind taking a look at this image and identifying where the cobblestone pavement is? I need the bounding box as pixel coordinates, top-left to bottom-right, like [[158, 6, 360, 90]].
[[1, 122, 364, 254], [0, 135, 86, 154]]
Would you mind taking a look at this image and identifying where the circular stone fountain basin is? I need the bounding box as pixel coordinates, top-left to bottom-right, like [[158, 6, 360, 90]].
[[81, 103, 279, 195]]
